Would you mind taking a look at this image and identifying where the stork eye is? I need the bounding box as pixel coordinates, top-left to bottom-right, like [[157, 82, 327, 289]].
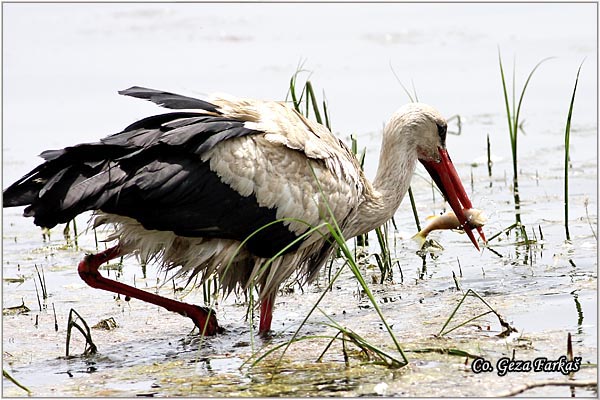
[[437, 123, 447, 145]]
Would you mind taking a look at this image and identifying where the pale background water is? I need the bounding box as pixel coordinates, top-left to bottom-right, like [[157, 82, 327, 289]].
[[2, 2, 598, 397], [3, 3, 597, 180]]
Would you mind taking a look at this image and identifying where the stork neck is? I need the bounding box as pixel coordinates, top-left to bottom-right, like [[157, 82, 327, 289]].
[[352, 122, 418, 236], [373, 127, 417, 199]]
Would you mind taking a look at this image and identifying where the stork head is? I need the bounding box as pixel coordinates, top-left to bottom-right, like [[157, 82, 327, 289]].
[[394, 103, 485, 250]]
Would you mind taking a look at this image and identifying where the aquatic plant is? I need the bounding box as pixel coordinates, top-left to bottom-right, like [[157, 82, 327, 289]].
[[350, 133, 368, 246], [65, 308, 97, 357], [288, 67, 330, 130], [438, 289, 517, 338], [3, 369, 31, 394], [498, 51, 551, 226], [486, 133, 493, 181], [563, 61, 584, 241]]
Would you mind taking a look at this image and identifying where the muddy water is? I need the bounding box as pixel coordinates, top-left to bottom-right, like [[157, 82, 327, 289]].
[[3, 3, 597, 397]]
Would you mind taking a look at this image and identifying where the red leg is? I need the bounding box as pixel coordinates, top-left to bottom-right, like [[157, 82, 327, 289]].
[[259, 291, 275, 334], [77, 245, 220, 335]]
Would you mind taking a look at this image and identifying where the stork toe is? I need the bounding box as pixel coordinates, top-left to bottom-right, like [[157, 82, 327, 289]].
[[186, 305, 222, 336]]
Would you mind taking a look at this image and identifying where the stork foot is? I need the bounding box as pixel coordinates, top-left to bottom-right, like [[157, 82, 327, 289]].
[[77, 245, 221, 336], [187, 305, 223, 335]]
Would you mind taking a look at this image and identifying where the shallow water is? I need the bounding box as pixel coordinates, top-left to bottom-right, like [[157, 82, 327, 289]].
[[2, 3, 598, 397]]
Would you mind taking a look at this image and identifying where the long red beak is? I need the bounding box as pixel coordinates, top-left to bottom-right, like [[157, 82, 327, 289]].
[[419, 147, 486, 250]]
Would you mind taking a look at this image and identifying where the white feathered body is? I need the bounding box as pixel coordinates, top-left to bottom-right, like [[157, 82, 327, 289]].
[[93, 96, 380, 298]]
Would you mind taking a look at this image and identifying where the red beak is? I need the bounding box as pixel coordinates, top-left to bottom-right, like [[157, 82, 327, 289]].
[[419, 147, 486, 250]]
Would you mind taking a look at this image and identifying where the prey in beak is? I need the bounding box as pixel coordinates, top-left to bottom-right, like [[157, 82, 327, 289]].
[[419, 147, 487, 250]]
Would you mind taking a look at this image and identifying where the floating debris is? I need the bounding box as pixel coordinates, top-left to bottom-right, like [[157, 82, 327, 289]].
[[92, 317, 119, 331], [3, 277, 25, 284], [3, 299, 30, 315]]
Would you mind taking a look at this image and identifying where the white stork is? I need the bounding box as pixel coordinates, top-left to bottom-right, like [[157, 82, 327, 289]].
[[3, 86, 485, 335]]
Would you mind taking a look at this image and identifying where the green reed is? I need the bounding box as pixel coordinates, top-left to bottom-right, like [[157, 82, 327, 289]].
[[563, 61, 584, 241], [3, 369, 31, 394], [498, 51, 551, 226], [439, 289, 517, 338]]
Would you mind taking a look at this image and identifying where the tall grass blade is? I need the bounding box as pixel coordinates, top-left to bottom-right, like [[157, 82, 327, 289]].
[[249, 334, 339, 366], [351, 134, 368, 246], [487, 222, 519, 242], [499, 52, 520, 224], [305, 81, 323, 124], [3, 369, 32, 394], [323, 98, 331, 131], [486, 133, 492, 180], [564, 61, 584, 241], [498, 50, 552, 226], [374, 224, 392, 282], [389, 61, 415, 103], [318, 313, 406, 367], [407, 186, 421, 231], [72, 217, 79, 248], [438, 289, 517, 337], [316, 331, 342, 363], [514, 57, 553, 131], [498, 50, 514, 142]]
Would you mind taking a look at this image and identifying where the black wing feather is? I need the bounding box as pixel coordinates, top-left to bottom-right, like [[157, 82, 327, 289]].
[[3, 93, 302, 258], [98, 148, 299, 257], [118, 86, 220, 113]]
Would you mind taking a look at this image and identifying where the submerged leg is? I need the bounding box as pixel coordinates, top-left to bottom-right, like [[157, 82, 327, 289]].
[[259, 291, 276, 335], [77, 245, 221, 335]]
